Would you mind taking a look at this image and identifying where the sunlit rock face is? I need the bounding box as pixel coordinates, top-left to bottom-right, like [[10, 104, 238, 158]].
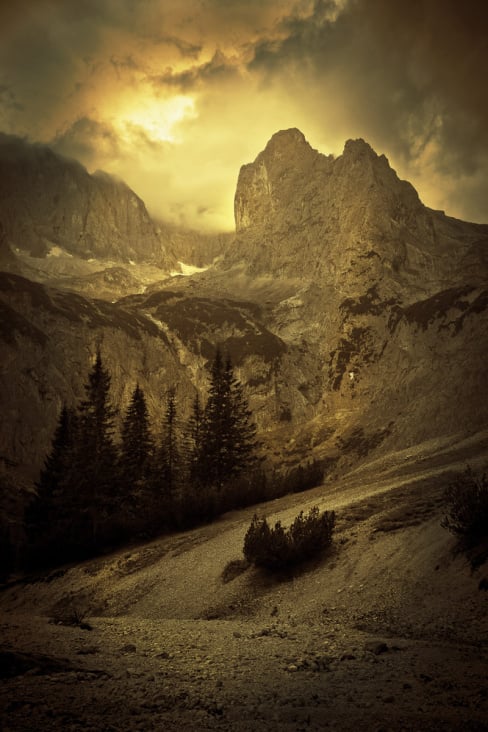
[[230, 128, 488, 457], [0, 133, 175, 269], [1, 129, 488, 491], [233, 128, 488, 300]]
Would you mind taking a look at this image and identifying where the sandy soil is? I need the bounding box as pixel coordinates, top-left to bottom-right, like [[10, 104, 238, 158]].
[[1, 436, 487, 731]]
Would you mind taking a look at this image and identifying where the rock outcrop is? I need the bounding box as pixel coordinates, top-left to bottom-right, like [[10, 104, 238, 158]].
[[0, 272, 314, 480], [232, 129, 488, 300], [1, 128, 488, 500], [0, 133, 175, 269]]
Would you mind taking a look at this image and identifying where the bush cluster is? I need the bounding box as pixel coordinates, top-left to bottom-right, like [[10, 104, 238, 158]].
[[441, 467, 488, 544], [243, 505, 335, 572]]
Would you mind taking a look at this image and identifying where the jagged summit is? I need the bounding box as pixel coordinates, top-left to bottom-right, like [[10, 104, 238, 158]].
[[262, 127, 311, 155], [234, 129, 404, 238], [342, 137, 378, 158], [231, 128, 488, 296], [262, 129, 377, 162]]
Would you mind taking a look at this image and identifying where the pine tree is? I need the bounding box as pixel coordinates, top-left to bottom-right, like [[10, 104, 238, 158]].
[[37, 404, 77, 501], [186, 393, 203, 481], [159, 386, 179, 495], [75, 350, 119, 546], [120, 383, 154, 487], [223, 355, 259, 477], [26, 403, 78, 562], [199, 349, 258, 488]]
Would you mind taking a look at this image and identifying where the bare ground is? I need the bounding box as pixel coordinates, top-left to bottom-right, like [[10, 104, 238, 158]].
[[1, 432, 488, 731]]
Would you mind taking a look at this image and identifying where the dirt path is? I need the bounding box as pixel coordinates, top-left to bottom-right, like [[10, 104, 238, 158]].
[[1, 440, 487, 730]]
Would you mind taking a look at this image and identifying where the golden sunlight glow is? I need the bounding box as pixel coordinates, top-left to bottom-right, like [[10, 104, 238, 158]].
[[117, 95, 197, 144]]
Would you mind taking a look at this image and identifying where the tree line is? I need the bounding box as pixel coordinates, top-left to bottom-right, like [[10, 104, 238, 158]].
[[26, 348, 261, 567]]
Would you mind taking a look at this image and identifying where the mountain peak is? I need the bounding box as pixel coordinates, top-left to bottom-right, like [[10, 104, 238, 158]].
[[0, 135, 175, 267], [259, 127, 315, 164], [342, 137, 378, 160], [232, 128, 437, 282], [265, 127, 308, 149]]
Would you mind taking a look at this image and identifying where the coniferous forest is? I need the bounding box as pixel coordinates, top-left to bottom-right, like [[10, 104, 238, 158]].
[[24, 350, 325, 570]]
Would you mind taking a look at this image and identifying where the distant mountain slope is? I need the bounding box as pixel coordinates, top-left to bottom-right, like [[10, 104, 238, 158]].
[[1, 128, 487, 516], [0, 133, 175, 269]]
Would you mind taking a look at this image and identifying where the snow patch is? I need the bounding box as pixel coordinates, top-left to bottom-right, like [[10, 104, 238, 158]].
[[170, 261, 209, 277], [47, 245, 72, 258]]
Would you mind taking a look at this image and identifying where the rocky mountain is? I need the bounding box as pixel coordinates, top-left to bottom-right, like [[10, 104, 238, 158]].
[[0, 133, 176, 268], [0, 134, 240, 300], [1, 128, 487, 729], [222, 130, 488, 455], [232, 129, 488, 299], [1, 128, 487, 516]]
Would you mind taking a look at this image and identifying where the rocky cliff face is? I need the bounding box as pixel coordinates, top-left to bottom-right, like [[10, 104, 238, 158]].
[[0, 271, 316, 480], [1, 129, 488, 498], [226, 129, 488, 463], [0, 273, 188, 477], [0, 133, 175, 269], [232, 129, 488, 300]]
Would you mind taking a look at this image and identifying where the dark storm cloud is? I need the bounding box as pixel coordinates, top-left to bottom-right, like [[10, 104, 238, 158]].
[[149, 34, 202, 59], [0, 2, 116, 139], [1, 0, 487, 225], [151, 51, 241, 91], [51, 117, 122, 168], [249, 0, 488, 220]]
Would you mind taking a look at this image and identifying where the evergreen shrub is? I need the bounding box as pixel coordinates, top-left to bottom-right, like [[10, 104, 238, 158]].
[[243, 505, 335, 571], [441, 466, 488, 544]]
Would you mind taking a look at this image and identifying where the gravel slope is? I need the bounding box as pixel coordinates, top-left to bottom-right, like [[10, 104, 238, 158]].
[[1, 436, 487, 731]]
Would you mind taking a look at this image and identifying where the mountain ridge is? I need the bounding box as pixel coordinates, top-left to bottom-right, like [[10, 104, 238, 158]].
[[1, 127, 487, 544], [0, 128, 487, 730], [0, 133, 178, 268], [230, 128, 488, 303]]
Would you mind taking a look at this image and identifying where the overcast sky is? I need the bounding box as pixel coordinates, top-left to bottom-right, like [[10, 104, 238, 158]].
[[1, 0, 487, 230]]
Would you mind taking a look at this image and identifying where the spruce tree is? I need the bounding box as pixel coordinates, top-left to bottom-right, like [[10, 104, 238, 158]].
[[159, 386, 179, 495], [120, 383, 154, 487], [26, 403, 78, 562], [75, 350, 118, 546], [223, 354, 259, 477], [36, 404, 77, 502], [199, 349, 258, 488]]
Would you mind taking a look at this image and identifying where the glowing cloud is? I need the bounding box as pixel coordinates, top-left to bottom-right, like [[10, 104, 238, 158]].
[[116, 95, 197, 145], [0, 0, 487, 229]]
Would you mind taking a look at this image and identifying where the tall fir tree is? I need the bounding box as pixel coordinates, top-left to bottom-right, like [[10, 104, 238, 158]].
[[36, 404, 77, 501], [120, 383, 154, 488], [223, 355, 259, 476], [199, 349, 258, 488], [158, 386, 179, 495], [75, 350, 119, 546], [26, 403, 78, 562]]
